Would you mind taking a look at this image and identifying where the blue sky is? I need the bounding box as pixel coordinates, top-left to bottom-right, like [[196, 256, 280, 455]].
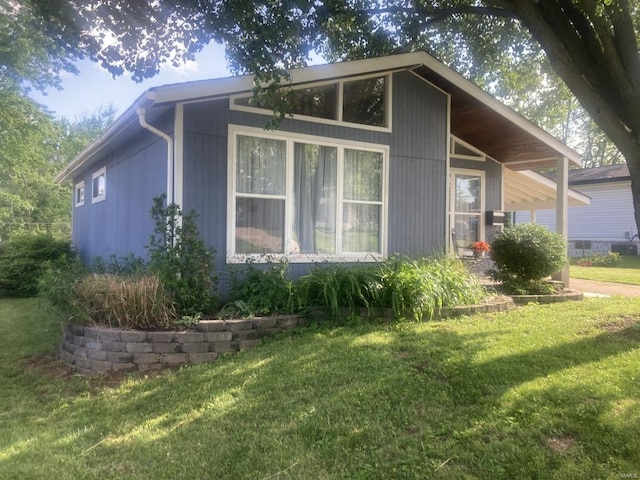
[[30, 43, 232, 120]]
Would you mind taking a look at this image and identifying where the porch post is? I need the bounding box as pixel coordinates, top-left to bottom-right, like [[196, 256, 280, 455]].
[[554, 156, 569, 287], [530, 210, 536, 223]]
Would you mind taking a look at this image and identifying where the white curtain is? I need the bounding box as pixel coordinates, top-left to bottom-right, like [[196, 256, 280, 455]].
[[235, 136, 286, 253], [293, 143, 337, 254]]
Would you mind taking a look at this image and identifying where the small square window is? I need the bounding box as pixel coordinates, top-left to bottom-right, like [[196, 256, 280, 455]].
[[92, 167, 106, 204], [74, 181, 85, 207]]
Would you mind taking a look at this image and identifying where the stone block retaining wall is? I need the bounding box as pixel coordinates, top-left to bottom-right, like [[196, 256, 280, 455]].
[[61, 316, 304, 374]]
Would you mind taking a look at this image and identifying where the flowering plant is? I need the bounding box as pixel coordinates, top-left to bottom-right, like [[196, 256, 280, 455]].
[[472, 241, 490, 252]]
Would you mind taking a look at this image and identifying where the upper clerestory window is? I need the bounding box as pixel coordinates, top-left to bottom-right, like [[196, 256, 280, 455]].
[[231, 75, 389, 130]]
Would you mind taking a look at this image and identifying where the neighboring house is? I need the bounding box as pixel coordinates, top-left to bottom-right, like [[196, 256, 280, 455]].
[[515, 164, 638, 256], [56, 51, 587, 292]]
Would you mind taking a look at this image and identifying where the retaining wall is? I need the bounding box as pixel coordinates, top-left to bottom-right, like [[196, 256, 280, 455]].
[[61, 316, 304, 374]]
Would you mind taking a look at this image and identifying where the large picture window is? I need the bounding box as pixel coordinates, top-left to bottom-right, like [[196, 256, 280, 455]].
[[229, 128, 387, 261]]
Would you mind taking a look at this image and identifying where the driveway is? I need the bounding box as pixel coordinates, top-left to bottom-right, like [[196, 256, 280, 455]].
[[569, 278, 640, 297]]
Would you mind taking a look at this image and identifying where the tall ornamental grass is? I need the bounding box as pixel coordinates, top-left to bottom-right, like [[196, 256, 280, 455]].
[[71, 274, 176, 329]]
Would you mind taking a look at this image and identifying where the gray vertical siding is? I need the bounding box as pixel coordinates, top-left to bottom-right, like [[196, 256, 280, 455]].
[[182, 70, 449, 291], [71, 117, 171, 263]]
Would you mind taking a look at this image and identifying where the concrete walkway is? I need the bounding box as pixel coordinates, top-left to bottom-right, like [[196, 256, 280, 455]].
[[569, 278, 640, 297]]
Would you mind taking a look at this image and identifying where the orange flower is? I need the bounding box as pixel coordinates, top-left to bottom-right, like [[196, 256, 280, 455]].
[[472, 241, 490, 252]]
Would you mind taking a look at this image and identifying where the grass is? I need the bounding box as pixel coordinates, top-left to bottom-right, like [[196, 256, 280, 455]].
[[1, 297, 640, 478], [571, 255, 640, 285]]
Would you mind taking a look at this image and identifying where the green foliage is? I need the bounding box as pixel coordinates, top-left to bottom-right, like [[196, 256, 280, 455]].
[[378, 255, 486, 321], [174, 313, 202, 329], [572, 251, 621, 267], [71, 274, 176, 329], [489, 224, 566, 295], [296, 264, 382, 320], [297, 255, 487, 322], [221, 258, 297, 318], [38, 254, 88, 318], [147, 195, 218, 317], [0, 233, 73, 297], [92, 253, 147, 276]]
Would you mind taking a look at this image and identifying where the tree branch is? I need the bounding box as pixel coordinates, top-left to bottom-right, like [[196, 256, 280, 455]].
[[364, 5, 518, 25]]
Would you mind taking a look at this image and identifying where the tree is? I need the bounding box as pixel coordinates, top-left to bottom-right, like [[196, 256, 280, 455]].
[[0, 90, 115, 239], [20, 0, 640, 234]]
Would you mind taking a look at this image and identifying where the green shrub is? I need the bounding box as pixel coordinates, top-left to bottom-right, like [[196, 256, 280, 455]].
[[38, 254, 88, 319], [572, 251, 621, 267], [0, 234, 73, 297], [488, 224, 566, 294], [147, 195, 218, 317], [71, 274, 176, 329], [220, 258, 297, 318]]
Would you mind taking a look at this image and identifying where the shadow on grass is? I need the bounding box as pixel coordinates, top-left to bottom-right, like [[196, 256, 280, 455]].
[[0, 316, 639, 479]]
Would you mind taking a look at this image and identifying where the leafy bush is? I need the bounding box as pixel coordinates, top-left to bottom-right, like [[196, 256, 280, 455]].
[[572, 251, 621, 267], [71, 274, 176, 329], [488, 224, 566, 294], [220, 258, 297, 318], [0, 233, 73, 297], [38, 254, 88, 318], [147, 195, 218, 317]]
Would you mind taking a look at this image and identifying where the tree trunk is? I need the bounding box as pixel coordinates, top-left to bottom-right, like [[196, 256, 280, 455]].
[[506, 0, 640, 238]]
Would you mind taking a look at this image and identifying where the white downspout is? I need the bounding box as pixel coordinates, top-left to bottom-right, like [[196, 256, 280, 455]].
[[137, 107, 174, 205]]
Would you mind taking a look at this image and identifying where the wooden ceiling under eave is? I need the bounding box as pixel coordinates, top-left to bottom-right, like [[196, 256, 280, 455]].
[[412, 65, 573, 171]]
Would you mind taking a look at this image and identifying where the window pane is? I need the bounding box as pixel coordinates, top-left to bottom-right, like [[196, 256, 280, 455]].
[[454, 214, 479, 248], [93, 174, 105, 198], [455, 175, 481, 213], [235, 197, 285, 254], [292, 143, 337, 254], [289, 84, 337, 120], [343, 76, 386, 126], [342, 203, 381, 253], [236, 135, 286, 195], [343, 149, 383, 202], [235, 84, 338, 120], [76, 185, 84, 204]]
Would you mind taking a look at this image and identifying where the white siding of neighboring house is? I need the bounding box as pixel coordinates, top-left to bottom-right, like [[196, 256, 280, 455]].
[[514, 180, 638, 253]]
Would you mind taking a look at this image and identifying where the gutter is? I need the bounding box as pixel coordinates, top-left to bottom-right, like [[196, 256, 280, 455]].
[[137, 107, 174, 205]]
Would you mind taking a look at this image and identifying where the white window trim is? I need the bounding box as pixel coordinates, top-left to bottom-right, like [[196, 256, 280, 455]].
[[450, 168, 485, 254], [91, 166, 106, 204], [74, 181, 85, 207], [227, 125, 389, 263], [229, 73, 393, 133]]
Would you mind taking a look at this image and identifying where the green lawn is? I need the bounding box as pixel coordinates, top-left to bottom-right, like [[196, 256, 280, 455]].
[[1, 297, 640, 479], [571, 255, 640, 285]]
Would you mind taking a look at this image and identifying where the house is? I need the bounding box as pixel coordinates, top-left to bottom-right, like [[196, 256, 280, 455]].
[[56, 51, 588, 291], [515, 164, 638, 256]]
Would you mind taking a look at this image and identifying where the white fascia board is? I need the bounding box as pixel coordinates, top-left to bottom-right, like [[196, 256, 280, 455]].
[[519, 170, 591, 205], [55, 91, 156, 183], [148, 54, 424, 104]]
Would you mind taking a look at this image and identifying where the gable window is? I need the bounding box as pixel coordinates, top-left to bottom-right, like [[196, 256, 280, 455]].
[[229, 127, 387, 261], [74, 181, 85, 207], [92, 167, 106, 204], [450, 169, 484, 252], [231, 74, 389, 130]]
